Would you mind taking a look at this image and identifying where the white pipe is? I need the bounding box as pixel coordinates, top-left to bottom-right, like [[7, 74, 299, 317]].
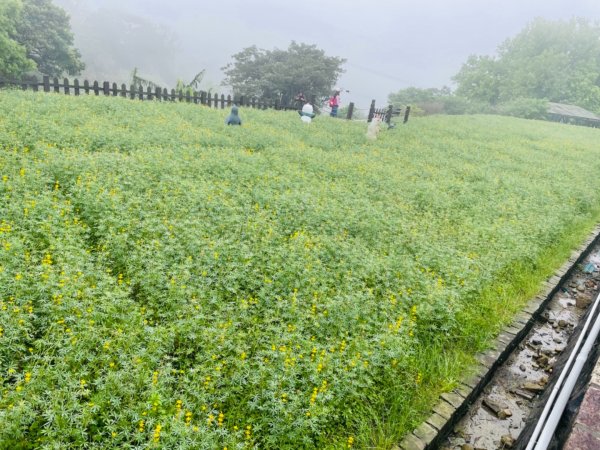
[[532, 304, 600, 449], [526, 291, 600, 450]]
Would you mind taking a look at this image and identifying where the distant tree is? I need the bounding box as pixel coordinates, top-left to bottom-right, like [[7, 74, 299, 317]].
[[454, 18, 600, 113], [495, 98, 548, 120], [0, 0, 35, 78], [453, 55, 503, 105], [388, 86, 452, 105], [13, 0, 84, 77], [388, 86, 462, 115], [222, 41, 346, 104]]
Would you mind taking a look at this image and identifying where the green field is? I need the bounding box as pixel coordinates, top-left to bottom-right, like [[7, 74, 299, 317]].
[[1, 90, 600, 449]]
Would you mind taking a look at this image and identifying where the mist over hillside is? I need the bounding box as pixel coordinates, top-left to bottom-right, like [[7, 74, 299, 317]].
[[53, 0, 600, 109]]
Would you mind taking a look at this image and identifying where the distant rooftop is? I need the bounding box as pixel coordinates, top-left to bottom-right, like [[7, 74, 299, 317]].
[[547, 102, 600, 122]]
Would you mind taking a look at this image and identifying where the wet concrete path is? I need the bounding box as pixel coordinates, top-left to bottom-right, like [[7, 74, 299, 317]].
[[440, 248, 600, 449]]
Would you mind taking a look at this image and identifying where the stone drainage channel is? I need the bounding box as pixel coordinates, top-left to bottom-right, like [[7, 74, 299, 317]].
[[398, 226, 600, 450]]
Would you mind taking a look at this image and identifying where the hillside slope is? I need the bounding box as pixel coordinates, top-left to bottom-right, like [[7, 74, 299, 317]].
[[1, 91, 600, 449]]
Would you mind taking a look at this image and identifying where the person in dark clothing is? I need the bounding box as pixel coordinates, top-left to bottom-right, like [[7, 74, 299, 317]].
[[225, 105, 242, 125], [293, 92, 307, 110]]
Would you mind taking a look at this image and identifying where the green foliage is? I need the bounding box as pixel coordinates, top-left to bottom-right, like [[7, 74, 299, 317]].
[[130, 67, 162, 91], [2, 91, 600, 448], [495, 98, 549, 120], [129, 69, 212, 97], [387, 87, 489, 116], [222, 41, 346, 103], [440, 96, 472, 115], [388, 86, 452, 106], [454, 18, 600, 113], [0, 0, 83, 78], [175, 70, 207, 96], [453, 55, 504, 105], [13, 0, 84, 77], [0, 0, 35, 78]]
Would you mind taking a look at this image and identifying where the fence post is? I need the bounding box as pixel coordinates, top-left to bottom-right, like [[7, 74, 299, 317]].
[[163, 88, 168, 101], [226, 95, 232, 107], [367, 99, 376, 122], [146, 86, 152, 100], [112, 82, 118, 96], [103, 81, 110, 96], [220, 94, 225, 109], [385, 104, 393, 125], [403, 106, 411, 124], [74, 79, 80, 95], [43, 75, 50, 92], [120, 84, 127, 97], [129, 84, 136, 99], [178, 90, 183, 102], [171, 89, 176, 101], [84, 80, 90, 94], [31, 76, 39, 92], [63, 78, 70, 95], [155, 86, 162, 101], [93, 81, 100, 95], [346, 102, 354, 120], [137, 85, 143, 100], [185, 91, 191, 103]]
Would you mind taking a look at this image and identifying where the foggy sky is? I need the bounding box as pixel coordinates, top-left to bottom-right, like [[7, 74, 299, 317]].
[[55, 0, 600, 110]]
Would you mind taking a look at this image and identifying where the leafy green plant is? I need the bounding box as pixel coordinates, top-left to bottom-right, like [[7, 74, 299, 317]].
[[1, 91, 600, 449]]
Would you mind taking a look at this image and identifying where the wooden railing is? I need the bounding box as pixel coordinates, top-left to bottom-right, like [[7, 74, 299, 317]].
[[0, 75, 409, 122]]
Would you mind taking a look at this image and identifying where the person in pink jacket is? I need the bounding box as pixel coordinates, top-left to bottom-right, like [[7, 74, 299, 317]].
[[328, 89, 340, 117]]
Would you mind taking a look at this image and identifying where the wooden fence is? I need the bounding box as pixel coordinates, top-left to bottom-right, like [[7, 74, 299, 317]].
[[367, 100, 410, 125], [0, 75, 408, 122], [0, 75, 283, 109]]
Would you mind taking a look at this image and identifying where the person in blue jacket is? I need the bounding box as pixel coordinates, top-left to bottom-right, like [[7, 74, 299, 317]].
[[225, 105, 242, 125]]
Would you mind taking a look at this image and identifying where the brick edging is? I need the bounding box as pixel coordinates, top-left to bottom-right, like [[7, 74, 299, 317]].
[[398, 224, 600, 450]]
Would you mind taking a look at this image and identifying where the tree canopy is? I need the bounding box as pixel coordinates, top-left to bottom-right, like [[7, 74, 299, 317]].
[[388, 86, 452, 105], [0, 0, 84, 78], [453, 18, 600, 112], [0, 0, 35, 78], [222, 41, 346, 103]]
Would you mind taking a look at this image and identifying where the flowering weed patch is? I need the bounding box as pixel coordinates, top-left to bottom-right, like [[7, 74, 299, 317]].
[[1, 91, 600, 448]]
